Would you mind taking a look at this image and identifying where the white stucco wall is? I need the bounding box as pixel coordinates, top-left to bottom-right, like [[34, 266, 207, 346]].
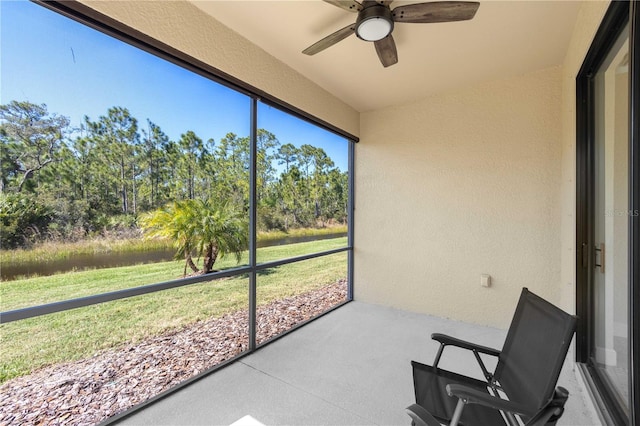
[[354, 0, 612, 329], [78, 0, 360, 138], [355, 67, 563, 328]]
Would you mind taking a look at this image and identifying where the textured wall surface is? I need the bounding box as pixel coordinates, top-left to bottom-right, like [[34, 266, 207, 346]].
[[79, 0, 359, 138], [355, 67, 563, 328]]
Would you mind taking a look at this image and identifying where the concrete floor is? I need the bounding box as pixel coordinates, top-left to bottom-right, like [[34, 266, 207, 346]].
[[116, 301, 601, 426]]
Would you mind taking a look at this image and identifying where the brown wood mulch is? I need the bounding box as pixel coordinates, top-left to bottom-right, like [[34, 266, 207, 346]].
[[0, 281, 347, 426]]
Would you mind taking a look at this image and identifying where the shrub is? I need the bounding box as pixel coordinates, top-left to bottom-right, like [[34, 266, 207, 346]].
[[0, 192, 53, 249]]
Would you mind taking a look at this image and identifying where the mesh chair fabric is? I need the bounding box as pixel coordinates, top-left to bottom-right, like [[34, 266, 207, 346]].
[[412, 361, 506, 426], [495, 289, 577, 412]]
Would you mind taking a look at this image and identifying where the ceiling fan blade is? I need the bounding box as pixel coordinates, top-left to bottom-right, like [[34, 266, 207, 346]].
[[302, 24, 356, 55], [323, 0, 362, 13], [392, 1, 480, 23], [374, 34, 398, 67]]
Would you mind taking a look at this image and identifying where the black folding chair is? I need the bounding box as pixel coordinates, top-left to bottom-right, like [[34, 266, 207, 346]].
[[406, 288, 577, 426]]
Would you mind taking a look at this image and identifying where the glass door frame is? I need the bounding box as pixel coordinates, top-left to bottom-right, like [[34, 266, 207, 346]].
[[576, 1, 640, 424]]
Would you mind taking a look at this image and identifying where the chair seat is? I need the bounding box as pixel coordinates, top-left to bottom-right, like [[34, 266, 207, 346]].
[[412, 361, 507, 426]]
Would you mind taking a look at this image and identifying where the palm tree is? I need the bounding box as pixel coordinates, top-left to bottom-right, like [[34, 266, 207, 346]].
[[194, 198, 248, 273], [141, 199, 248, 275]]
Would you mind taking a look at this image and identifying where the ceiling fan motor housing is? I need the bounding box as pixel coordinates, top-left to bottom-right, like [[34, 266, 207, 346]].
[[355, 3, 394, 41]]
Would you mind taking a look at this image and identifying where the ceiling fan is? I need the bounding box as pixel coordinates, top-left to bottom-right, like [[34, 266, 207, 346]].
[[302, 0, 480, 67]]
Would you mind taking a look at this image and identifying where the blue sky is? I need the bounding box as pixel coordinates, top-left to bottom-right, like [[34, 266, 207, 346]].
[[0, 0, 348, 170]]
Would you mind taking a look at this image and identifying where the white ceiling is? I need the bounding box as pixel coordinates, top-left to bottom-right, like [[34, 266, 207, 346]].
[[191, 1, 582, 112]]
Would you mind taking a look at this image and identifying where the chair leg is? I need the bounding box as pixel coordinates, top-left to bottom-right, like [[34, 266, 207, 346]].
[[505, 411, 520, 426], [449, 399, 465, 426]]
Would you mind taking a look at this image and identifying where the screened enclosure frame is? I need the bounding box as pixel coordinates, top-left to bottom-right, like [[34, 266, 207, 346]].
[[1, 0, 357, 422]]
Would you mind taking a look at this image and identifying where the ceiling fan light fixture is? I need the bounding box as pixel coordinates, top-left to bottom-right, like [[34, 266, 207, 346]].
[[356, 17, 392, 41], [355, 3, 394, 41]]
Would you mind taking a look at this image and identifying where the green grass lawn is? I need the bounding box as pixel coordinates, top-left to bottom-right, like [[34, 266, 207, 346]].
[[0, 238, 347, 383]]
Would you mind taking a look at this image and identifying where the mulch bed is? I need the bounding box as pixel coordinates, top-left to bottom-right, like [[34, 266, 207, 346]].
[[0, 281, 347, 426]]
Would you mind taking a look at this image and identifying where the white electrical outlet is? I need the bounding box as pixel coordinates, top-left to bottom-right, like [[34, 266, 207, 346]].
[[481, 274, 491, 288]]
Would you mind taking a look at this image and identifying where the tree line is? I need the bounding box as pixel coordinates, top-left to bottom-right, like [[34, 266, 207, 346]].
[[0, 101, 349, 249]]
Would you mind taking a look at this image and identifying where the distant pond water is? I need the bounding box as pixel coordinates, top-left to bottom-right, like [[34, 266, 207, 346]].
[[1, 232, 347, 281]]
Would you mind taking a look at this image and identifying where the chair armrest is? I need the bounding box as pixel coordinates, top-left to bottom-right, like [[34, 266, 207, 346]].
[[431, 333, 501, 356], [446, 384, 534, 417], [406, 404, 442, 426]]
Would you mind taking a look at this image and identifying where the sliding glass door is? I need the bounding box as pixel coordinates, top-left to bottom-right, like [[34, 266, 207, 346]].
[[577, 2, 639, 424], [592, 21, 630, 418]]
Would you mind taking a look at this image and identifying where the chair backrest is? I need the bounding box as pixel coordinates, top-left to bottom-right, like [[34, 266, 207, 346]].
[[494, 288, 577, 412]]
